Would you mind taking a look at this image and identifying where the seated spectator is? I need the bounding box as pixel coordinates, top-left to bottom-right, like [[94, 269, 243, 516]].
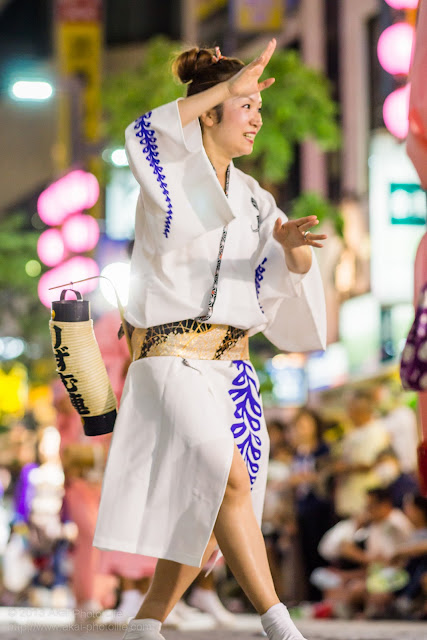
[[314, 487, 413, 617], [389, 493, 427, 618], [374, 448, 419, 509]]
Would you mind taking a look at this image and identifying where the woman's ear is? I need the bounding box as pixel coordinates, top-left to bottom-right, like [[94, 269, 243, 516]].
[[200, 109, 216, 128]]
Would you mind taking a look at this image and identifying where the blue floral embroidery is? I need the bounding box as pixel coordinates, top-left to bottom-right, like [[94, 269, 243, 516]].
[[228, 361, 263, 486], [255, 257, 267, 311], [134, 111, 173, 238]]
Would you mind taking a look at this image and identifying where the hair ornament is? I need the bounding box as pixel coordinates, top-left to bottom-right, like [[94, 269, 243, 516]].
[[212, 46, 226, 63]]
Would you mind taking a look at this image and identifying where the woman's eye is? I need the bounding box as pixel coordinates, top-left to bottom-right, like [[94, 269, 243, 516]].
[[243, 104, 250, 109]]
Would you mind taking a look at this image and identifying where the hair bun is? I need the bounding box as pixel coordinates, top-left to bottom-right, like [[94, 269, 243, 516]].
[[172, 47, 215, 84]]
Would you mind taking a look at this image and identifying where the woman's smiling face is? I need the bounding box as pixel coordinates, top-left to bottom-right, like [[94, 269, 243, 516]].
[[205, 92, 263, 158]]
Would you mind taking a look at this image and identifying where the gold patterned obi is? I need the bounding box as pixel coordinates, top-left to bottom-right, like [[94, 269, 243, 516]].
[[127, 319, 249, 362]]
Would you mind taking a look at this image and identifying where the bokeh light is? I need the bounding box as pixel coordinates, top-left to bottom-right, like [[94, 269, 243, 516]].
[[37, 229, 65, 266], [0, 337, 25, 360], [38, 256, 99, 308], [110, 148, 128, 167], [11, 80, 53, 101], [384, 0, 419, 8], [62, 214, 100, 253], [25, 260, 41, 277], [100, 262, 131, 307], [383, 84, 411, 139], [37, 170, 99, 226], [377, 23, 415, 76]]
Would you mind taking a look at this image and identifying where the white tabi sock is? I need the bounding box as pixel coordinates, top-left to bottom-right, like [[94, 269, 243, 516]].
[[261, 603, 307, 640], [125, 617, 162, 637], [128, 618, 162, 633]]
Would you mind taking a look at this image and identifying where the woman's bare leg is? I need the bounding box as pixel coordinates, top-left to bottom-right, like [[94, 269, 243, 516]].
[[213, 444, 279, 614], [136, 444, 279, 621], [134, 533, 218, 621]]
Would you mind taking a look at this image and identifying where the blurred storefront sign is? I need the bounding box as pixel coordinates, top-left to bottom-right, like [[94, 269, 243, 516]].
[[306, 343, 349, 391], [231, 0, 284, 32], [369, 131, 426, 305], [266, 353, 307, 407], [55, 0, 102, 22], [54, 0, 103, 170], [265, 343, 350, 405], [339, 293, 381, 375], [389, 183, 426, 225]]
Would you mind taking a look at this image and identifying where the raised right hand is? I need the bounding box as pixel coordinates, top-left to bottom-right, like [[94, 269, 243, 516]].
[[227, 38, 276, 98]]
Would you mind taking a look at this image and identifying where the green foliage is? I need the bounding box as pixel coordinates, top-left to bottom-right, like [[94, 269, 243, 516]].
[[0, 213, 38, 294], [0, 213, 50, 358], [290, 191, 344, 237], [102, 36, 185, 144], [236, 49, 340, 184]]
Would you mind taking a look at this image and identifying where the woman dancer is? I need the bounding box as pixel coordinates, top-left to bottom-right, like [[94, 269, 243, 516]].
[[93, 38, 327, 640]]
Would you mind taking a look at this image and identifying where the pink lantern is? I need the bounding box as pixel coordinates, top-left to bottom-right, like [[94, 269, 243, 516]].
[[62, 213, 100, 253], [384, 0, 419, 9], [38, 256, 99, 308], [383, 83, 411, 139], [37, 228, 65, 267], [37, 170, 99, 226], [377, 22, 415, 75]]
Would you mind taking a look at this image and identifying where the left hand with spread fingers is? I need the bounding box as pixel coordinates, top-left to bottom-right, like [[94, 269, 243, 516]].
[[273, 215, 328, 250]]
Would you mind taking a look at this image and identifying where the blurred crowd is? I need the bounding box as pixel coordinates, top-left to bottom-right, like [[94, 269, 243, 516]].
[[0, 317, 425, 624], [263, 386, 427, 621]]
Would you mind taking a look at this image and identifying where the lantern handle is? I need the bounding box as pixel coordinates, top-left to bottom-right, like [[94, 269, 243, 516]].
[[59, 288, 83, 301]]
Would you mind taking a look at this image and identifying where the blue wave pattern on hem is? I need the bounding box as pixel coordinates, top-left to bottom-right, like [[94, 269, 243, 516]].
[[228, 360, 262, 487], [255, 257, 268, 312], [134, 111, 173, 238]]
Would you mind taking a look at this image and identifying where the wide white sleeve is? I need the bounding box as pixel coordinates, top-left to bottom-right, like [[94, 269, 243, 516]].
[[125, 99, 235, 254], [252, 184, 327, 353]]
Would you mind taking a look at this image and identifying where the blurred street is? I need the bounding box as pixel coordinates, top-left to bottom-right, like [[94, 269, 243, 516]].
[[1, 619, 427, 640]]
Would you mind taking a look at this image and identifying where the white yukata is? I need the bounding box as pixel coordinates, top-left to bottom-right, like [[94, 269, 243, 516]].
[[92, 98, 326, 567]]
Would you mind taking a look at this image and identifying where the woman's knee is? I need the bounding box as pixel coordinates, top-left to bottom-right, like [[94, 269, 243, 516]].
[[223, 445, 251, 502]]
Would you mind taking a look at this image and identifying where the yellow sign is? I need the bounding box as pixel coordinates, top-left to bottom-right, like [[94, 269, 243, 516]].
[[56, 21, 102, 145], [0, 364, 28, 417], [197, 0, 228, 20], [54, 1, 103, 217], [233, 0, 284, 32]]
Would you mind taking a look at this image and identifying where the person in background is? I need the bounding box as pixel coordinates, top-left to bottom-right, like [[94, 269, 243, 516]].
[[389, 493, 427, 618], [316, 487, 413, 618], [288, 408, 335, 601], [333, 389, 390, 518], [375, 383, 419, 475], [262, 419, 295, 603], [374, 448, 419, 509]]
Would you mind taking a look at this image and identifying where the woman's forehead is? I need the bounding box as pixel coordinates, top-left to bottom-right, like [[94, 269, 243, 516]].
[[229, 93, 262, 106]]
